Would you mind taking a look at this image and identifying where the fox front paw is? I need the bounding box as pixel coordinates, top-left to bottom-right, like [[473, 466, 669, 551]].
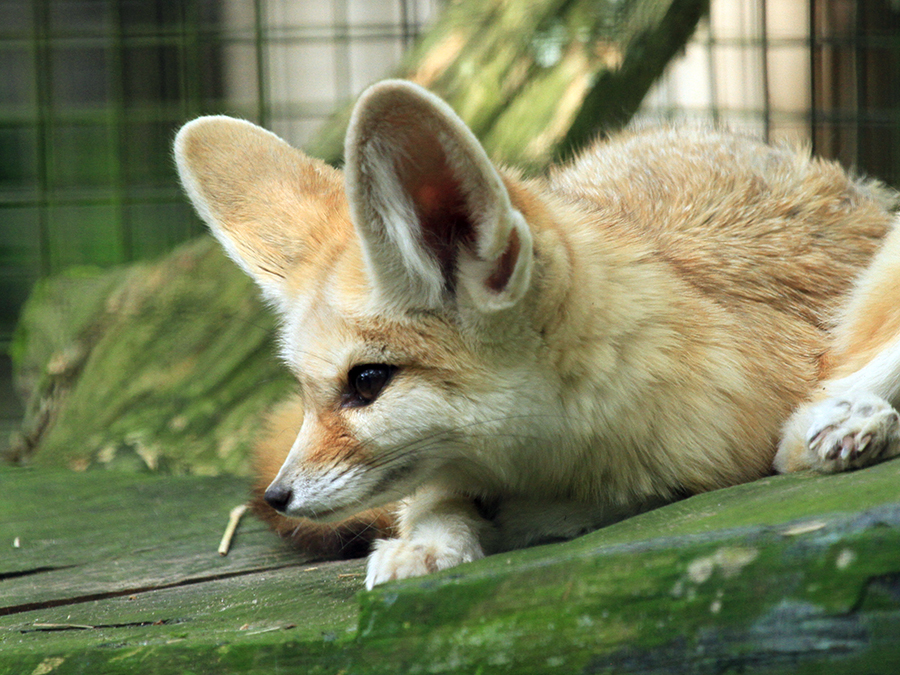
[[365, 536, 484, 589], [806, 393, 900, 473]]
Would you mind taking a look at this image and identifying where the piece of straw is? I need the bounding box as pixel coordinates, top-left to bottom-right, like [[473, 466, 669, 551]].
[[218, 504, 248, 556]]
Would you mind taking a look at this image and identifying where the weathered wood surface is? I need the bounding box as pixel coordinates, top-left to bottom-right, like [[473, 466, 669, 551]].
[[0, 466, 361, 673], [3, 460, 900, 674]]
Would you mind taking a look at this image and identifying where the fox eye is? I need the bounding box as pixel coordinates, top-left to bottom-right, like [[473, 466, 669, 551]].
[[344, 364, 397, 407]]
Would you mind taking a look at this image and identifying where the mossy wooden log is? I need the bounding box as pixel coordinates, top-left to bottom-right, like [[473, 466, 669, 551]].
[[3, 460, 900, 673], [7, 237, 293, 475], [307, 0, 708, 172]]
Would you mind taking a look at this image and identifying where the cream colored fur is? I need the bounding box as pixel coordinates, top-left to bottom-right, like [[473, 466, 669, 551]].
[[175, 80, 900, 589]]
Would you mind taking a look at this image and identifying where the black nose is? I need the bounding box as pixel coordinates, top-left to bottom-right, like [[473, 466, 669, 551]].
[[264, 484, 292, 512]]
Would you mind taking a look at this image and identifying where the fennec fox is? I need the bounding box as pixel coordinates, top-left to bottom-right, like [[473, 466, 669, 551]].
[[175, 80, 900, 589]]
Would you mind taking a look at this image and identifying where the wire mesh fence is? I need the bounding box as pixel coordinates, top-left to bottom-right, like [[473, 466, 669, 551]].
[[1, 0, 898, 352], [0, 0, 440, 349], [641, 0, 900, 187]]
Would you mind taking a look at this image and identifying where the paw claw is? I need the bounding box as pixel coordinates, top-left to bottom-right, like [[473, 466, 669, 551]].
[[807, 426, 832, 452], [841, 436, 856, 460], [849, 433, 874, 460]]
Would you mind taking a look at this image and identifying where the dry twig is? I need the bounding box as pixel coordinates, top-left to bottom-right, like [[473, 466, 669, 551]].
[[218, 503, 248, 556]]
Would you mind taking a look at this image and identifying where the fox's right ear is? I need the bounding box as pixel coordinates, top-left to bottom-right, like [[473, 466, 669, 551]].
[[174, 116, 341, 311], [345, 81, 533, 314]]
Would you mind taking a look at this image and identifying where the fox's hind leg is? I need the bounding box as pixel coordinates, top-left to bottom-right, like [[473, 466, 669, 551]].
[[776, 222, 900, 473]]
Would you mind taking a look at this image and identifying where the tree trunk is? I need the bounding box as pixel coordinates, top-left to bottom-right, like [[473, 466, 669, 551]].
[[308, 0, 708, 172]]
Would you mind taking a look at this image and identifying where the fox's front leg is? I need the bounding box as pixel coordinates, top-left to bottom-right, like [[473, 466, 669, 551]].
[[777, 391, 900, 473], [365, 486, 494, 589], [777, 223, 900, 475], [776, 339, 900, 473]]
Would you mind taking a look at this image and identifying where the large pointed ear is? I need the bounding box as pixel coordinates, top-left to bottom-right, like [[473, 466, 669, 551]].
[[174, 116, 341, 311], [344, 80, 533, 313]]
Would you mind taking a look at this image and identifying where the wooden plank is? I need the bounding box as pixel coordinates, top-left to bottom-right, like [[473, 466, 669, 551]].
[[356, 514, 900, 674], [1, 467, 287, 579], [2, 462, 900, 673], [0, 467, 363, 674], [349, 462, 900, 673], [0, 467, 347, 614], [3, 563, 363, 664]]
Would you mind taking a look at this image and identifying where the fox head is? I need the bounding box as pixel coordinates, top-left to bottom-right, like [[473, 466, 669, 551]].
[[175, 80, 573, 520]]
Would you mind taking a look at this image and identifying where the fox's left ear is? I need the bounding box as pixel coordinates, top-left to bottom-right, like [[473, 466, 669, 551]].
[[345, 80, 533, 313], [174, 115, 342, 313]]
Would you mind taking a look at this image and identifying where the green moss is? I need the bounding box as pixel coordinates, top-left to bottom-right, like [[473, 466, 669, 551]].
[[353, 520, 900, 673], [12, 238, 292, 474], [9, 265, 129, 399], [345, 462, 900, 672], [587, 460, 900, 545]]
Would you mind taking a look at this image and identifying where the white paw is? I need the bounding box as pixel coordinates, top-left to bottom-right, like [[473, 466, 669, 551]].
[[365, 536, 484, 589], [806, 393, 900, 473]]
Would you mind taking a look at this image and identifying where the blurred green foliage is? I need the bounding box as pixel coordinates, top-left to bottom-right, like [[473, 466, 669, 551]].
[[0, 0, 229, 350]]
